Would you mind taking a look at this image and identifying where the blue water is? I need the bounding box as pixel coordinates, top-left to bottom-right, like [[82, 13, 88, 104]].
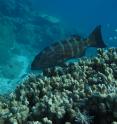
[[0, 0, 117, 94], [32, 0, 117, 46]]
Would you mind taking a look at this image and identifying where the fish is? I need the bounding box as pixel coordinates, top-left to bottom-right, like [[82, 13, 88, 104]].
[[31, 25, 107, 70]]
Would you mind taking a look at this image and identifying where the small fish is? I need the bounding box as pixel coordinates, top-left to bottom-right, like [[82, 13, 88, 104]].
[[31, 25, 107, 70]]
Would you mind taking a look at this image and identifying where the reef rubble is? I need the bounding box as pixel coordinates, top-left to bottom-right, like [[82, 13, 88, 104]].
[[0, 48, 117, 124]]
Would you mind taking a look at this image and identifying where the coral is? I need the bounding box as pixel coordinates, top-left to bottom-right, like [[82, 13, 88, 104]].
[[0, 48, 117, 124], [74, 110, 93, 124], [0, 2, 117, 124]]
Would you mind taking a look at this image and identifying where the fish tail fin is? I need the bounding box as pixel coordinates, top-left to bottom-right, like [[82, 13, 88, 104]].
[[88, 25, 107, 48]]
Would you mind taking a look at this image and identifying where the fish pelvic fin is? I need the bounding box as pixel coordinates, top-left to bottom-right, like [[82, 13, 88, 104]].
[[88, 25, 107, 48]]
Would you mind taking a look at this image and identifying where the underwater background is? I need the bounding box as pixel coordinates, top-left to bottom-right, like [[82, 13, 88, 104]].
[[0, 0, 117, 123], [0, 0, 117, 94]]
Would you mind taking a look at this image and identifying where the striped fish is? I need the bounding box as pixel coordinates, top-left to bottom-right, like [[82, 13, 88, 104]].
[[31, 25, 107, 70]]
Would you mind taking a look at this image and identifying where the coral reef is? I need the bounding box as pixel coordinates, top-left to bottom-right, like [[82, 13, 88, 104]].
[[0, 48, 117, 124]]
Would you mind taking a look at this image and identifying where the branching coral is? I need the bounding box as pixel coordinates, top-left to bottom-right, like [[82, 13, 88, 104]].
[[0, 48, 117, 124], [74, 110, 93, 124]]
